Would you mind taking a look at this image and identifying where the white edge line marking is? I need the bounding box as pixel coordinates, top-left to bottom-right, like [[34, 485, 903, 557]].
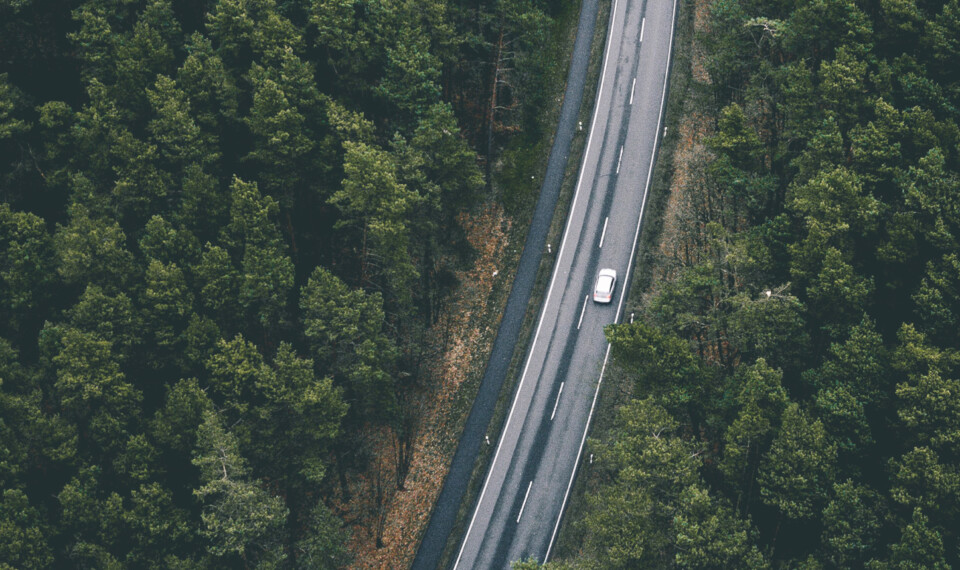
[[616, 145, 623, 173], [599, 216, 609, 248], [640, 17, 645, 42], [551, 382, 565, 420], [630, 77, 636, 105], [452, 0, 623, 565], [517, 481, 534, 523], [577, 295, 589, 329], [544, 0, 680, 561]]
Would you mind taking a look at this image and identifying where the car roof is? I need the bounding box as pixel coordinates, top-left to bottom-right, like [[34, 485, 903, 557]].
[[598, 268, 616, 278]]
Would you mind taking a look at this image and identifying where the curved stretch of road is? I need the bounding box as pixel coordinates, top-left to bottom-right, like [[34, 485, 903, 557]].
[[452, 0, 679, 566], [412, 0, 604, 567]]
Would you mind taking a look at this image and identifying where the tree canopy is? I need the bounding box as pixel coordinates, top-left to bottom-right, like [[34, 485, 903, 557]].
[[0, 0, 558, 565], [558, 0, 960, 565]]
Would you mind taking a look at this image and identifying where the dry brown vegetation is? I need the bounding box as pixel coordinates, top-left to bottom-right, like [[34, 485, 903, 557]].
[[650, 0, 717, 293], [691, 0, 714, 84], [656, 110, 714, 278], [338, 204, 513, 569]]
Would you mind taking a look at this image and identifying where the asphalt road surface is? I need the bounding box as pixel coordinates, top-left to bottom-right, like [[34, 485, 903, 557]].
[[411, 0, 604, 566], [451, 0, 679, 566]]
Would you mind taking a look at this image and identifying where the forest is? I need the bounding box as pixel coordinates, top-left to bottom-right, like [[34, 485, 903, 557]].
[[543, 0, 960, 566], [0, 0, 560, 567]]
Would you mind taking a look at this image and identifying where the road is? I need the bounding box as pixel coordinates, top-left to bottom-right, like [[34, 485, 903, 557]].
[[451, 0, 679, 566], [411, 0, 604, 566]]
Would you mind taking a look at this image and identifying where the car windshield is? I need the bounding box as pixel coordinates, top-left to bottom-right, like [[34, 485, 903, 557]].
[[597, 276, 614, 291]]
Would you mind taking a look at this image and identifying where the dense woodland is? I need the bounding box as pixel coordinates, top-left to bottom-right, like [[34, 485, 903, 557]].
[[548, 0, 960, 566], [0, 0, 560, 567]]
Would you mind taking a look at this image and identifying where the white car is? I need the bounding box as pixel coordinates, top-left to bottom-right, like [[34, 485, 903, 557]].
[[593, 268, 617, 303]]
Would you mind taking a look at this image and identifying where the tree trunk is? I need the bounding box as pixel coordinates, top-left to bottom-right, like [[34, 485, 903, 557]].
[[374, 456, 387, 548], [486, 22, 505, 187], [285, 210, 299, 260], [395, 425, 412, 491], [335, 447, 351, 502]]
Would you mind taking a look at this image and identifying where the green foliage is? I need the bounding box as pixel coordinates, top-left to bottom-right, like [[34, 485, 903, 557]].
[[0, 73, 28, 143], [244, 57, 318, 203], [378, 28, 442, 119], [720, 359, 789, 488], [821, 480, 884, 567], [562, 0, 960, 561], [581, 399, 702, 567], [726, 292, 810, 372], [54, 204, 136, 293], [141, 260, 195, 368], [888, 447, 959, 515], [150, 377, 213, 455], [330, 141, 421, 312], [0, 204, 56, 334], [873, 507, 951, 569], [293, 500, 352, 569], [672, 485, 767, 569], [177, 32, 239, 132], [606, 320, 711, 415], [708, 103, 764, 169], [147, 75, 217, 176], [52, 326, 142, 443], [578, 398, 767, 568], [570, 0, 960, 563], [139, 214, 201, 266], [0, 0, 561, 564], [758, 403, 837, 520], [192, 410, 288, 565], [221, 177, 294, 335], [300, 266, 397, 425], [196, 243, 243, 332], [0, 489, 53, 569], [123, 482, 192, 566], [252, 343, 347, 486], [896, 368, 960, 452], [413, 102, 484, 210], [112, 0, 181, 114]]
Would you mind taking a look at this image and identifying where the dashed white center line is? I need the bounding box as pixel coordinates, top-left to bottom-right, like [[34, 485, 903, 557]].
[[551, 382, 565, 420], [599, 217, 609, 248], [630, 77, 636, 105], [577, 295, 589, 329], [640, 17, 645, 42], [616, 145, 623, 173], [517, 481, 533, 523], [546, 0, 682, 562]]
